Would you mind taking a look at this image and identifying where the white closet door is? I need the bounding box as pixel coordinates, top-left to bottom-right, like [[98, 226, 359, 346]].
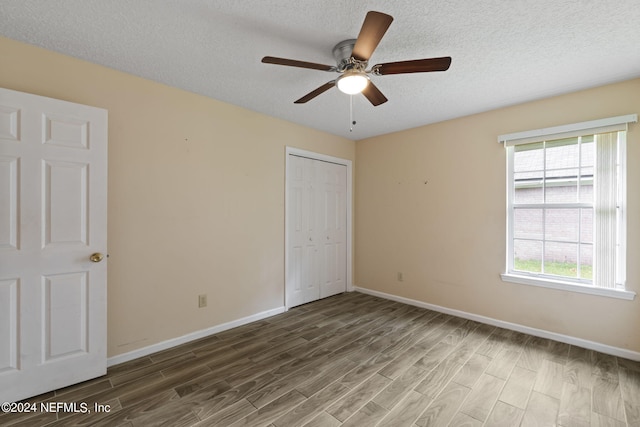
[[319, 161, 347, 299], [287, 155, 321, 308], [286, 154, 347, 308]]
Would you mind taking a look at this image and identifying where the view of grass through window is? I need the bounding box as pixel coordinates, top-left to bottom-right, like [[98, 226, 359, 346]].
[[514, 258, 593, 279]]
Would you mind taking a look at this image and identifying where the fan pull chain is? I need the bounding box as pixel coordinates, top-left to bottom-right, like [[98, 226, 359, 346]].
[[349, 95, 356, 132]]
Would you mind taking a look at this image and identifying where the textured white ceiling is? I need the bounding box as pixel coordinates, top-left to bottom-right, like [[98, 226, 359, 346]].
[[1, 0, 639, 140]]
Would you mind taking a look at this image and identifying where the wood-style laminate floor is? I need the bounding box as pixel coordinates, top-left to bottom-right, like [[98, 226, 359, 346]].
[[2, 292, 639, 426]]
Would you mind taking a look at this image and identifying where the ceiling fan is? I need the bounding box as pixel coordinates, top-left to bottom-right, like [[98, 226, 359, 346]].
[[261, 11, 452, 106]]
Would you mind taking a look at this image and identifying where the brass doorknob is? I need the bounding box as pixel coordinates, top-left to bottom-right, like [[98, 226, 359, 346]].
[[90, 253, 105, 263]]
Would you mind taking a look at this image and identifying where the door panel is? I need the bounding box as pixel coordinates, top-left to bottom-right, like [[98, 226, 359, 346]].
[[0, 156, 19, 249], [43, 114, 90, 149], [0, 279, 18, 373], [43, 272, 89, 360], [0, 88, 107, 403], [287, 155, 305, 307], [287, 155, 320, 307], [320, 162, 347, 298], [43, 160, 89, 247]]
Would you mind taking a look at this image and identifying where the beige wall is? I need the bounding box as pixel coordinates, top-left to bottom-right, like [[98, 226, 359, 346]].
[[0, 37, 355, 358], [3, 34, 638, 358], [355, 78, 640, 353]]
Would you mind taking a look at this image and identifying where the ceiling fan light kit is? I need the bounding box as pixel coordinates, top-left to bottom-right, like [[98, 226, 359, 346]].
[[261, 11, 452, 106], [337, 70, 369, 94]]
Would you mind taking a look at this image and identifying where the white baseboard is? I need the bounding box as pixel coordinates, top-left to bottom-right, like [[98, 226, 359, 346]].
[[353, 286, 640, 362], [107, 306, 286, 367]]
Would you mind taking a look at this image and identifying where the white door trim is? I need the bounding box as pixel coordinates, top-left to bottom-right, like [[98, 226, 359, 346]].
[[285, 147, 353, 310]]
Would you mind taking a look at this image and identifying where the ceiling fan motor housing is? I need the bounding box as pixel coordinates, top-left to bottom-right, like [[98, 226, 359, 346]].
[[333, 39, 365, 71]]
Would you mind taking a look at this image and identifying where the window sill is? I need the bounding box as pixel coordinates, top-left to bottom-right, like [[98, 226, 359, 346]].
[[501, 273, 636, 301]]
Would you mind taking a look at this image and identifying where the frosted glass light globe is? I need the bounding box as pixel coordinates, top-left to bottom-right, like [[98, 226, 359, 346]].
[[336, 71, 369, 94]]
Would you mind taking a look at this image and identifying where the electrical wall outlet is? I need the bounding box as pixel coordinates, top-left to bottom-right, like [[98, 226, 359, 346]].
[[198, 294, 207, 308]]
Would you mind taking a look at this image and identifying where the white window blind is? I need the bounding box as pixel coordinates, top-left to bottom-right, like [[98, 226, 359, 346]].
[[594, 132, 618, 289]]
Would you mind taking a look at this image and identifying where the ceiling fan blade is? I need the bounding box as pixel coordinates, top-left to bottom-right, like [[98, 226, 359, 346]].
[[374, 57, 452, 75], [351, 11, 394, 62], [262, 56, 335, 71], [362, 81, 388, 106], [294, 81, 336, 104]]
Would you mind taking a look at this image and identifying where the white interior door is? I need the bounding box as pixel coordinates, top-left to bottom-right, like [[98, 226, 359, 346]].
[[0, 88, 108, 403], [286, 151, 348, 308]]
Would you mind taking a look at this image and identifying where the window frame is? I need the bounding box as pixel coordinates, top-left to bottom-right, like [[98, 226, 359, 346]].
[[499, 115, 637, 301]]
